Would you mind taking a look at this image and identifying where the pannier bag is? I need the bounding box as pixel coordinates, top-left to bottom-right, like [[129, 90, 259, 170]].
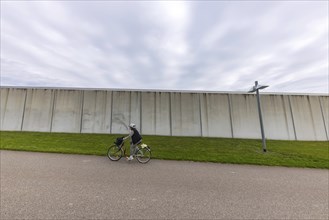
[[115, 137, 124, 146]]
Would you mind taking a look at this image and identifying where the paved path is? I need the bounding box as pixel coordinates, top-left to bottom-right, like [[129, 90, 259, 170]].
[[1, 150, 328, 219]]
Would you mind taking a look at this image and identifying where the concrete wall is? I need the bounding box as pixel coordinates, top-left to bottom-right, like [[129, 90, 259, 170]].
[[230, 94, 261, 139], [200, 93, 232, 138], [111, 91, 131, 134], [0, 88, 9, 130], [289, 96, 328, 141], [171, 93, 202, 136], [51, 90, 83, 133], [319, 96, 329, 140], [1, 87, 328, 141], [1, 88, 26, 131], [261, 95, 295, 140], [155, 92, 171, 136], [22, 89, 54, 132]]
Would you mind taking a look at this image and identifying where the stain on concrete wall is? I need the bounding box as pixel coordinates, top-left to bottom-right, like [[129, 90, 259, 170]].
[[81, 90, 112, 133], [111, 91, 130, 134]]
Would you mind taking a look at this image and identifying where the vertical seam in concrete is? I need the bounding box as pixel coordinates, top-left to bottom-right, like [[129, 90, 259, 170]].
[[199, 93, 203, 137], [50, 90, 56, 132], [155, 93, 158, 135], [206, 94, 210, 137], [129, 91, 132, 127], [20, 89, 28, 131], [169, 92, 172, 136], [204, 94, 209, 137], [140, 92, 142, 132], [110, 91, 114, 134], [318, 97, 329, 140], [79, 91, 85, 133], [307, 96, 317, 139], [227, 94, 234, 138], [153, 92, 156, 135], [94, 91, 98, 132], [281, 95, 289, 137], [288, 96, 297, 140], [49, 90, 54, 132], [179, 93, 182, 135]]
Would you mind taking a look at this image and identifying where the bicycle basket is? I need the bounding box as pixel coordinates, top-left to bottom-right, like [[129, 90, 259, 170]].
[[140, 143, 151, 151], [114, 137, 124, 146]]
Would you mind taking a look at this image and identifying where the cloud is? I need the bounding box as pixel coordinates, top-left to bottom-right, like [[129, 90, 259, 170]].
[[1, 1, 328, 93]]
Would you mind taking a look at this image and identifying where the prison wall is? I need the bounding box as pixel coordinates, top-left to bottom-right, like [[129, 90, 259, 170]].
[[1, 87, 328, 141]]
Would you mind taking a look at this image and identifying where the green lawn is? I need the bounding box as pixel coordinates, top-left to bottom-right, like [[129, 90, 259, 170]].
[[0, 131, 328, 169]]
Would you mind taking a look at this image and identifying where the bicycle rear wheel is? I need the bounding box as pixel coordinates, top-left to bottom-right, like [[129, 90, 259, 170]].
[[107, 145, 123, 161], [136, 147, 151, 164]]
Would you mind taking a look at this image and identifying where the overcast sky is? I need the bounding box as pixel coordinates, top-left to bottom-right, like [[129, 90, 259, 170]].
[[1, 1, 328, 93]]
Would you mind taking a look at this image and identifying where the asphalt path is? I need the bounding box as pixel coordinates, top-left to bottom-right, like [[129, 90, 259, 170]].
[[1, 150, 328, 219]]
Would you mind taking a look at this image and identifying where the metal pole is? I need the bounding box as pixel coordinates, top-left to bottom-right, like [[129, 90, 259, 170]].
[[255, 81, 267, 152]]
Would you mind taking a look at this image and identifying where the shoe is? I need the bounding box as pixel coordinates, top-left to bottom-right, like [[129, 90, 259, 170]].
[[127, 156, 134, 161]]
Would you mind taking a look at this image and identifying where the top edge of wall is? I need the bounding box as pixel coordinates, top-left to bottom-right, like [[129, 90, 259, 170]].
[[1, 86, 328, 96]]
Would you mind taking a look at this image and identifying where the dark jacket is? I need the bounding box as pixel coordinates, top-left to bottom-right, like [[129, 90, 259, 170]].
[[131, 127, 142, 144]]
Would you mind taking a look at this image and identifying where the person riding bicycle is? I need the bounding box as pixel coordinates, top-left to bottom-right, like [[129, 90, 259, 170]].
[[123, 123, 142, 161]]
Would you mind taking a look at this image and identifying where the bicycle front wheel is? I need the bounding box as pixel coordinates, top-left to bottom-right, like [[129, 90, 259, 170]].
[[136, 147, 151, 164], [107, 145, 123, 161]]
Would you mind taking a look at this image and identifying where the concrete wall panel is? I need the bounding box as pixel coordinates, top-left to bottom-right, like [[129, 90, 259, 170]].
[[51, 90, 83, 133], [319, 96, 329, 140], [155, 92, 171, 135], [81, 91, 112, 133], [261, 95, 295, 140], [171, 93, 201, 136], [0, 88, 9, 129], [130, 92, 141, 131], [200, 93, 232, 137], [289, 95, 327, 140], [230, 94, 261, 139], [308, 96, 328, 140], [111, 91, 130, 134], [1, 88, 26, 131], [22, 89, 54, 132], [141, 92, 155, 135]]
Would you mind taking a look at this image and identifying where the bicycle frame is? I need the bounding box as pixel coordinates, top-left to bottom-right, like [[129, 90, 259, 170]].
[[116, 141, 149, 157]]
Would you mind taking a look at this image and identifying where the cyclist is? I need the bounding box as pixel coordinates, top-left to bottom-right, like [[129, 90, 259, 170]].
[[123, 123, 142, 161]]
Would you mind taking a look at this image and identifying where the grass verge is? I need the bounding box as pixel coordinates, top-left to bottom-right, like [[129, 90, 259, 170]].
[[0, 131, 328, 168]]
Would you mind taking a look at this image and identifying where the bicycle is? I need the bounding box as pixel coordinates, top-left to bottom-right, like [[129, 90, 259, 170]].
[[107, 137, 151, 164]]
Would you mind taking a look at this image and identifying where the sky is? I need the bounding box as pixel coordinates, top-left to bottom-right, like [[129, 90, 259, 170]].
[[1, 1, 328, 93]]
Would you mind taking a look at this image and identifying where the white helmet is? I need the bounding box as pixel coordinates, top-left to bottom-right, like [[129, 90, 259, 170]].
[[129, 123, 136, 128]]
